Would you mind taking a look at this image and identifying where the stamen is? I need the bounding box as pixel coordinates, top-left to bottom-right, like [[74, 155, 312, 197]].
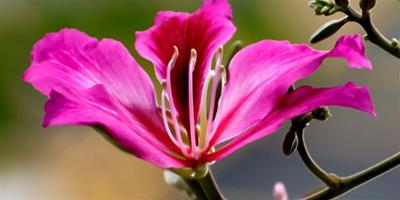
[[166, 46, 189, 156], [160, 86, 179, 147], [219, 65, 227, 88], [188, 48, 198, 154], [205, 46, 224, 144], [198, 72, 214, 149]]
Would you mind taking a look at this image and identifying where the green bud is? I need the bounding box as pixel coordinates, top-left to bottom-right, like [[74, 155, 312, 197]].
[[391, 38, 399, 48], [310, 16, 349, 44], [316, 0, 334, 6], [334, 0, 349, 8], [282, 130, 298, 156], [360, 0, 376, 11], [328, 7, 339, 15], [309, 0, 337, 15], [321, 6, 331, 14], [312, 107, 332, 121], [363, 33, 369, 41]]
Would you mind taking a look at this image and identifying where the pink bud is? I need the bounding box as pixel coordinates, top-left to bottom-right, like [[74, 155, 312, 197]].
[[273, 182, 288, 200]]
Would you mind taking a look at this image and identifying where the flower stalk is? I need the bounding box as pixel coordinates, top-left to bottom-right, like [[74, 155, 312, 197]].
[[184, 168, 225, 200]]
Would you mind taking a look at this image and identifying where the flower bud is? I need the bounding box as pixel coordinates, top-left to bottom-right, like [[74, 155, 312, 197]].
[[334, 0, 349, 8], [391, 38, 399, 48], [360, 0, 376, 11], [273, 182, 288, 200], [310, 16, 349, 43], [312, 106, 332, 121], [309, 0, 338, 16], [282, 130, 298, 156]]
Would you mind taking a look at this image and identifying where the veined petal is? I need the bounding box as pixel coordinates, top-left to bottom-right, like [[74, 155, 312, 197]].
[[23, 29, 181, 164], [44, 85, 188, 168], [209, 34, 371, 147], [204, 82, 375, 162], [135, 0, 236, 129]]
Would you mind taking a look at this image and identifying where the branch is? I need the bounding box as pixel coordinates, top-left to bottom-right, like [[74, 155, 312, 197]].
[[342, 6, 400, 58], [289, 111, 400, 200], [304, 151, 400, 200], [308, 0, 400, 58]]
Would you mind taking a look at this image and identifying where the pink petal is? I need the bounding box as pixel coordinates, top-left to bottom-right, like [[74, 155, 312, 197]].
[[44, 85, 188, 168], [135, 0, 236, 129], [209, 34, 372, 147], [23, 29, 183, 167], [203, 82, 375, 162]]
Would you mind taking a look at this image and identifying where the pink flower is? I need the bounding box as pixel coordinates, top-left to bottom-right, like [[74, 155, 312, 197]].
[[23, 0, 375, 168]]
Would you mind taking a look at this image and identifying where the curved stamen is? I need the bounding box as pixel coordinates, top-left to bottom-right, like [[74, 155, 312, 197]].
[[160, 86, 180, 149], [188, 49, 198, 155], [166, 46, 189, 156], [205, 46, 224, 144]]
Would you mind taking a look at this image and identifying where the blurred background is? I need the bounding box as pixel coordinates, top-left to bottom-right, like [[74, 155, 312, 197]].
[[0, 0, 399, 199]]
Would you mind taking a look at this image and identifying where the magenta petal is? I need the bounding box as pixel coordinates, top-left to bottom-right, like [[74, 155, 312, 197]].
[[135, 0, 236, 129], [204, 82, 375, 162], [209, 34, 372, 146], [23, 29, 183, 167], [44, 85, 187, 168]]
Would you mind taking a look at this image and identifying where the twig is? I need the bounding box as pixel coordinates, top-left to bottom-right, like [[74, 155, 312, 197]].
[[290, 112, 400, 199], [341, 6, 400, 58], [304, 151, 400, 200]]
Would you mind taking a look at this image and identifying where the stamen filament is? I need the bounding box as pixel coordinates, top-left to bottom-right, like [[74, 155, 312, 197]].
[[160, 88, 179, 147], [188, 49, 198, 155], [166, 46, 189, 156], [198, 72, 214, 149], [205, 46, 224, 144]]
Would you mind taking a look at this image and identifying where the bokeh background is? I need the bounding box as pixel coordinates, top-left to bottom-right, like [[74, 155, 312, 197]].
[[1, 0, 399, 199]]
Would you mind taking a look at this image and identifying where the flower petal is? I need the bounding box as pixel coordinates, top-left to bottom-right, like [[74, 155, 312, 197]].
[[204, 82, 375, 162], [135, 0, 236, 129], [44, 85, 188, 168], [23, 29, 182, 165], [209, 34, 371, 147]]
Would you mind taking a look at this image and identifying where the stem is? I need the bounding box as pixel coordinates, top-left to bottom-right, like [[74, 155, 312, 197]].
[[296, 128, 340, 188], [198, 170, 225, 200], [185, 168, 225, 200], [343, 7, 400, 58], [185, 179, 209, 200], [304, 151, 400, 200]]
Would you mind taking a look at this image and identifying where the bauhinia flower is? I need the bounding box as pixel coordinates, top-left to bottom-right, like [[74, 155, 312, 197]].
[[23, 0, 375, 172]]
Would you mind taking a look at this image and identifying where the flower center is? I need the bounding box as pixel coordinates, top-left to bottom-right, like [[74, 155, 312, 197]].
[[160, 46, 225, 160]]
